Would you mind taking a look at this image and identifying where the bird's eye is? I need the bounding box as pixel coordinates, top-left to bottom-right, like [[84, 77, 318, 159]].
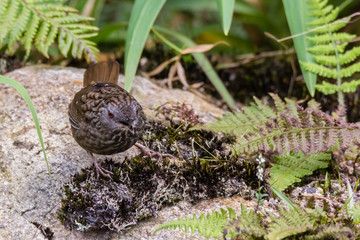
[[108, 110, 114, 119]]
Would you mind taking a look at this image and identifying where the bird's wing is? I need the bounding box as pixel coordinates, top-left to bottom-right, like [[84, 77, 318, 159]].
[[68, 102, 80, 130]]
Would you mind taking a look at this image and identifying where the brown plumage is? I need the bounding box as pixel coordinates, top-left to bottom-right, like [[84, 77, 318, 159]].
[[69, 61, 146, 177]]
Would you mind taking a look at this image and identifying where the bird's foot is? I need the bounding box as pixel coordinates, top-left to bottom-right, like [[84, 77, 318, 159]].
[[88, 152, 113, 179], [135, 143, 175, 161], [94, 161, 113, 179]]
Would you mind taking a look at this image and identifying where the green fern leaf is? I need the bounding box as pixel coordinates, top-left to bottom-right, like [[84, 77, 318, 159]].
[[0, 1, 7, 16], [301, 61, 337, 78], [197, 94, 360, 156], [312, 46, 360, 66], [224, 204, 266, 239], [267, 206, 317, 240], [307, 99, 322, 111], [307, 225, 353, 239], [306, 32, 355, 45], [313, 20, 348, 34], [270, 151, 331, 191], [0, 0, 20, 48], [307, 42, 347, 55], [340, 62, 360, 78], [253, 96, 277, 118], [308, 7, 339, 26], [154, 208, 235, 238], [315, 81, 338, 95], [309, 4, 332, 17], [7, 5, 30, 52], [340, 80, 360, 93], [35, 21, 50, 57], [0, 0, 99, 62], [23, 12, 40, 56]]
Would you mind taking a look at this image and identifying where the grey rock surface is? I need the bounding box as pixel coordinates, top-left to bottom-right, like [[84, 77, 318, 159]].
[[0, 65, 254, 239]]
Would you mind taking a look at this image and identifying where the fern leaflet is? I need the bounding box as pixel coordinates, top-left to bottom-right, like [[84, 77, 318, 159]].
[[270, 151, 331, 191], [0, 0, 98, 62]]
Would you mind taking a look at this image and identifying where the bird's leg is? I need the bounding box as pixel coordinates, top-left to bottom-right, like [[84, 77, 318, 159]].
[[88, 152, 113, 179], [135, 143, 175, 160]]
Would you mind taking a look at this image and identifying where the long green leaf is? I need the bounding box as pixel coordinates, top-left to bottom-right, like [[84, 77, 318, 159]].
[[282, 0, 317, 96], [272, 187, 298, 211], [0, 75, 50, 174], [216, 0, 235, 36], [124, 0, 166, 91], [153, 26, 235, 109]]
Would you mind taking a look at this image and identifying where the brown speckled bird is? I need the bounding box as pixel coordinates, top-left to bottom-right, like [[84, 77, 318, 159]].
[[69, 61, 146, 177]]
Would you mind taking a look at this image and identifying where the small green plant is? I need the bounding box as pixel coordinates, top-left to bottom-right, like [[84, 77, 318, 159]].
[[0, 0, 99, 62], [345, 180, 360, 225], [300, 0, 360, 106]]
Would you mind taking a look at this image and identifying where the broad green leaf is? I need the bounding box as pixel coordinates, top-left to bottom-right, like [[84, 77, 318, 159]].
[[154, 26, 235, 109], [124, 0, 166, 91], [216, 0, 235, 36], [0, 75, 50, 174], [283, 0, 317, 96]]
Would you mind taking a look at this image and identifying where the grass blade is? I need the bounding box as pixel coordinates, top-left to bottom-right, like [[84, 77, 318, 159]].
[[282, 0, 317, 96], [0, 75, 50, 174], [216, 0, 235, 36], [272, 187, 298, 211], [124, 0, 166, 91], [153, 26, 235, 109]]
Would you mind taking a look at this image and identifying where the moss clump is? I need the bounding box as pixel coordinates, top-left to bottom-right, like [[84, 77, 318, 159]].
[[59, 106, 259, 231]]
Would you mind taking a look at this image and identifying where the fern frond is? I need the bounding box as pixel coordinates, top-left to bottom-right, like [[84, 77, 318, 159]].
[[307, 225, 352, 239], [0, 0, 98, 62], [197, 94, 360, 156], [301, 0, 360, 101], [267, 206, 317, 240], [224, 204, 266, 239], [270, 151, 331, 191], [154, 208, 235, 238]]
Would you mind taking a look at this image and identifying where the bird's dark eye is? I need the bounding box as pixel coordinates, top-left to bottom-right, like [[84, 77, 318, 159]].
[[108, 110, 114, 119]]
